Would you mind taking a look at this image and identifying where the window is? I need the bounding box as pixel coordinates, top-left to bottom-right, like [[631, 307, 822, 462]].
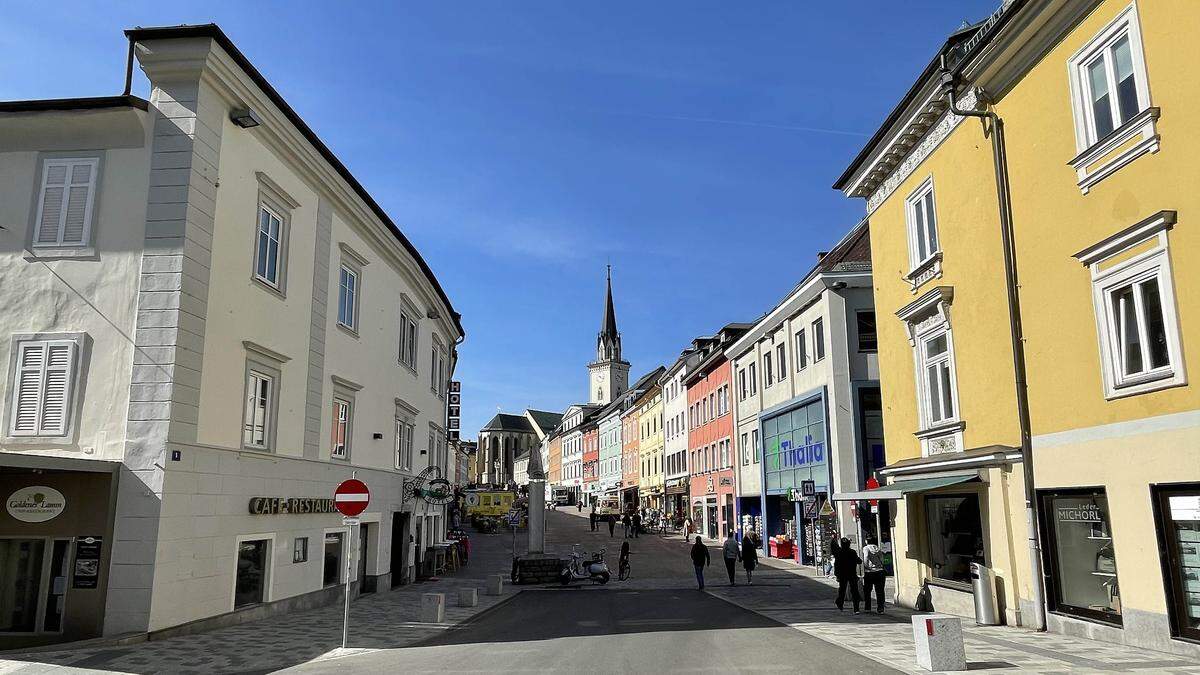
[[1041, 490, 1120, 625], [323, 531, 345, 586], [293, 537, 309, 564], [795, 330, 807, 371], [741, 432, 749, 466], [1075, 212, 1183, 398], [925, 494, 984, 586], [752, 429, 760, 464], [1152, 483, 1200, 642], [764, 352, 773, 387], [919, 328, 957, 426], [1066, 5, 1156, 192], [234, 539, 270, 608], [738, 368, 747, 400], [748, 363, 757, 395], [719, 439, 728, 467], [396, 417, 415, 471], [812, 318, 826, 362], [331, 398, 351, 459], [8, 337, 79, 438], [33, 157, 99, 248], [0, 538, 69, 633], [254, 205, 284, 289], [337, 265, 359, 331], [776, 344, 787, 380], [905, 179, 940, 270], [857, 311, 877, 352], [398, 309, 418, 369], [242, 370, 273, 450]]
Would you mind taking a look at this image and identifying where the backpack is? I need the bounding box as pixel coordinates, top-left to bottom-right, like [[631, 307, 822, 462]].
[[863, 545, 884, 572]]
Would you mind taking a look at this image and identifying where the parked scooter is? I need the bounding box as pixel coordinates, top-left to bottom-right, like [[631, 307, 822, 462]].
[[560, 544, 611, 585]]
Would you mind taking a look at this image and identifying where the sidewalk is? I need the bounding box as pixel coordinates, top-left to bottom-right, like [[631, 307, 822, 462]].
[[706, 551, 1200, 673], [0, 533, 519, 674]]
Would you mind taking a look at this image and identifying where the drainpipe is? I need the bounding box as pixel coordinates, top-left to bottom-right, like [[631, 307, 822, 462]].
[[122, 35, 136, 97], [939, 57, 1046, 632]]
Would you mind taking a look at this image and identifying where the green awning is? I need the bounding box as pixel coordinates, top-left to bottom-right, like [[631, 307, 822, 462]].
[[831, 474, 977, 502]]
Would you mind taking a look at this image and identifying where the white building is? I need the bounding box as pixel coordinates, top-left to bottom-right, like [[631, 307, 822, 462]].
[[556, 405, 594, 505], [0, 24, 461, 648], [660, 348, 702, 518], [726, 220, 881, 567]]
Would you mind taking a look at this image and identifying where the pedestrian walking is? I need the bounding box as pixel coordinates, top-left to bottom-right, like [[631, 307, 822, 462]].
[[690, 536, 710, 590], [631, 512, 641, 538], [722, 531, 740, 585], [622, 513, 631, 538], [577, 501, 582, 513], [741, 531, 758, 584], [861, 534, 886, 614], [608, 515, 616, 537], [833, 537, 862, 614], [589, 510, 597, 532]]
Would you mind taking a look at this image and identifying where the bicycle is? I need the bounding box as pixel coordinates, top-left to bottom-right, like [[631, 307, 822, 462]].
[[618, 550, 631, 581]]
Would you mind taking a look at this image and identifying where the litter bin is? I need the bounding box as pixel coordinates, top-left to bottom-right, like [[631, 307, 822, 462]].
[[970, 562, 1000, 625]]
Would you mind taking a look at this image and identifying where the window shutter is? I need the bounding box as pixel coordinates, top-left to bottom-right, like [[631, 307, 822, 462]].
[[62, 163, 94, 245], [40, 343, 74, 434], [12, 342, 46, 434], [35, 164, 68, 245]]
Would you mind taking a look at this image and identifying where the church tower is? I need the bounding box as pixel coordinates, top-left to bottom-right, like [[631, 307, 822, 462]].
[[588, 266, 631, 404]]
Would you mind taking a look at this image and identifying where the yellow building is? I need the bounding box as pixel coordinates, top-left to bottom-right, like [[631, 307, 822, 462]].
[[636, 382, 665, 511], [836, 0, 1199, 657]]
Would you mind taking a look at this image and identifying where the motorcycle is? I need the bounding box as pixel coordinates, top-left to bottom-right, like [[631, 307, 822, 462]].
[[560, 545, 611, 585]]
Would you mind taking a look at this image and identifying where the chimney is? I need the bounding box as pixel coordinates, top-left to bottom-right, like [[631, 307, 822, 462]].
[[816, 251, 828, 261]]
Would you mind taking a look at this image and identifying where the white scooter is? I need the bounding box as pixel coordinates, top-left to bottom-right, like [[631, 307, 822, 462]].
[[560, 544, 611, 585]]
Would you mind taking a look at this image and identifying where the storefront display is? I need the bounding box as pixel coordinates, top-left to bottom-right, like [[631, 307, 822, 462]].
[[761, 396, 829, 566], [1154, 484, 1200, 641], [925, 493, 984, 585], [234, 539, 268, 608], [1041, 490, 1121, 624]]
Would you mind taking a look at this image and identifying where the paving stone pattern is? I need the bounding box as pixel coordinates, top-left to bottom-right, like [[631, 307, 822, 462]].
[[0, 533, 519, 675]]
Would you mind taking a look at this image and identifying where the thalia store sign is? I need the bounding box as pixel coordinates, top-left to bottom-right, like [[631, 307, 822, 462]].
[[7, 485, 66, 523]]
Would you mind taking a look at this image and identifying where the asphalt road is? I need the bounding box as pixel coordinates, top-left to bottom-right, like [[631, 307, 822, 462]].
[[287, 510, 899, 674]]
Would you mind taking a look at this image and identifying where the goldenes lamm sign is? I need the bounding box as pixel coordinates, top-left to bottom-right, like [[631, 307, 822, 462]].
[[7, 486, 67, 523]]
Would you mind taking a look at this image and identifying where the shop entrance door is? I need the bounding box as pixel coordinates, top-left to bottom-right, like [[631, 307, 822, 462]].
[[0, 538, 71, 634], [358, 523, 374, 594], [706, 499, 718, 539], [722, 494, 734, 538], [1153, 484, 1200, 642], [390, 513, 409, 588]]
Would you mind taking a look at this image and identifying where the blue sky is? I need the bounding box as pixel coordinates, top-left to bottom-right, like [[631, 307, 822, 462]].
[[2, 1, 999, 439]]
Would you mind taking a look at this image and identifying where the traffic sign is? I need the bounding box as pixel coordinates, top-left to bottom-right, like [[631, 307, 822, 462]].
[[802, 496, 819, 519], [801, 480, 815, 497], [334, 479, 370, 517], [819, 499, 835, 517], [865, 476, 880, 507]]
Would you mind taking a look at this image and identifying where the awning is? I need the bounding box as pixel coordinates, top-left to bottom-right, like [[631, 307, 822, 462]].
[[831, 474, 977, 501]]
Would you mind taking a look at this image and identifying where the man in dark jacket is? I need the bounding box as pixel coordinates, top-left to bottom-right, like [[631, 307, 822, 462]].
[[833, 537, 862, 613], [631, 512, 641, 538], [607, 514, 616, 537], [690, 536, 710, 590]]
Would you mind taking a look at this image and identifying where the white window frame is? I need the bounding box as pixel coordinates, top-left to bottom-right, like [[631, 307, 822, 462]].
[[337, 265, 359, 332], [795, 329, 807, 371], [32, 157, 99, 249], [331, 397, 351, 459], [242, 369, 274, 451], [6, 334, 84, 440], [253, 204, 286, 290], [776, 343, 787, 380], [812, 317, 826, 363], [764, 352, 773, 387], [916, 324, 959, 430], [905, 177, 941, 276], [398, 306, 419, 371], [1075, 211, 1184, 398], [1066, 3, 1158, 193], [231, 533, 275, 611]]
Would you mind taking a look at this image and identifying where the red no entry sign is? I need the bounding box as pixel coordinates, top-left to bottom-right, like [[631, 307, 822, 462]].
[[334, 479, 370, 517], [866, 476, 880, 507]]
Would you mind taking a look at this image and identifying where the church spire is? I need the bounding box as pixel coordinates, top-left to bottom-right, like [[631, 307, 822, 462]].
[[597, 265, 621, 362]]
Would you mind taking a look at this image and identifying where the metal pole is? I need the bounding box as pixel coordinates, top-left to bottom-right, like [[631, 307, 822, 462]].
[[342, 523, 352, 649]]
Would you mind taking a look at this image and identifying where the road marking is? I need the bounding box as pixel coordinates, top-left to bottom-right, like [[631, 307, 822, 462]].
[[617, 618, 694, 626]]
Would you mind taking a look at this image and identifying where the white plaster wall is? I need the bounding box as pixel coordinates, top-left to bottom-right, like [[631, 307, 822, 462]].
[[662, 368, 690, 479], [0, 109, 151, 462]]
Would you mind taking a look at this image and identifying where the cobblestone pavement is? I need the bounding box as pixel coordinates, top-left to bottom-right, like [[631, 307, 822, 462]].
[[0, 530, 519, 675]]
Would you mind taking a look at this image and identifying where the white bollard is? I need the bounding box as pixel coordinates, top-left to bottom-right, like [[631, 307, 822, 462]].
[[911, 614, 966, 672], [485, 574, 504, 596], [420, 593, 445, 623], [458, 587, 478, 607]]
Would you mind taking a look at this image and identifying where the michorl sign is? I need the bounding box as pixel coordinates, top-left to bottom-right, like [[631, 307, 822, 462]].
[[248, 497, 338, 515]]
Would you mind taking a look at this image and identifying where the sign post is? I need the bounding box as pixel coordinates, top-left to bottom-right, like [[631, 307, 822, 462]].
[[334, 476, 370, 650]]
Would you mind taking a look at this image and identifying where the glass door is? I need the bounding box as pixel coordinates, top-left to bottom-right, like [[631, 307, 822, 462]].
[[0, 538, 69, 634], [1154, 485, 1200, 642]]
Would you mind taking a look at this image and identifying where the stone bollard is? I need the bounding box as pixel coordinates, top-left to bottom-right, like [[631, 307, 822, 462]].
[[420, 593, 445, 623], [911, 614, 966, 672], [458, 587, 478, 607], [484, 574, 504, 596]]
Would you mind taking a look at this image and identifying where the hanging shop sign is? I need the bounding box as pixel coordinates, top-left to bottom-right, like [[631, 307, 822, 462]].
[[248, 497, 338, 515], [6, 486, 66, 523], [72, 536, 103, 589], [787, 488, 804, 502], [706, 476, 715, 494], [420, 478, 456, 505]]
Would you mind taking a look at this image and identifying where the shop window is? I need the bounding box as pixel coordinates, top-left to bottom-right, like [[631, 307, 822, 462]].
[[324, 531, 345, 586], [925, 494, 984, 586], [1153, 484, 1200, 642], [1042, 490, 1121, 624], [234, 538, 270, 608], [293, 537, 309, 564]]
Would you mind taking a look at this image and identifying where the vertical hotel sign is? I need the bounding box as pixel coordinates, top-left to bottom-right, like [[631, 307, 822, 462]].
[[448, 381, 462, 441]]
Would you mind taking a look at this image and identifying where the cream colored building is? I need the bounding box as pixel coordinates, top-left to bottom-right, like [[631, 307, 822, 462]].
[[635, 382, 665, 510], [0, 25, 462, 648]]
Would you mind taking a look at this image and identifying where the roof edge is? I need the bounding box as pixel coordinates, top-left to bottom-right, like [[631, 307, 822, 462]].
[[0, 95, 149, 114]]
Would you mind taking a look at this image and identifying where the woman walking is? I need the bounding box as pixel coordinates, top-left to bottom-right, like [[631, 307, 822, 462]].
[[832, 537, 862, 614], [741, 531, 758, 585]]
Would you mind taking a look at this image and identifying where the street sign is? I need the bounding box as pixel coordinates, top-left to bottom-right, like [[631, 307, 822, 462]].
[[801, 480, 815, 497], [819, 499, 835, 517], [334, 479, 370, 517], [342, 516, 360, 526], [803, 496, 819, 519], [866, 476, 880, 507]]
